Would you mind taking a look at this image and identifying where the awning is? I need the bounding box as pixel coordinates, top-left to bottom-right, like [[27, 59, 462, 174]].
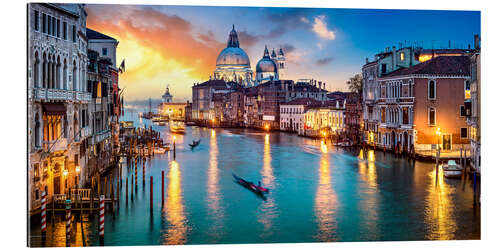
[[42, 103, 66, 115]]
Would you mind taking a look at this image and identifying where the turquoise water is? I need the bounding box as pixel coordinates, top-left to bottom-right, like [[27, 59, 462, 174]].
[[29, 110, 480, 246]]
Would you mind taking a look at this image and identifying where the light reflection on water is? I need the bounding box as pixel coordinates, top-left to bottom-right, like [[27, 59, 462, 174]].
[[314, 141, 338, 241], [161, 161, 189, 244], [258, 133, 278, 239], [206, 129, 223, 241]]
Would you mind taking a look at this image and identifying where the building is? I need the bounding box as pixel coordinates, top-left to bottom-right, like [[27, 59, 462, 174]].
[[158, 85, 188, 121], [345, 92, 363, 145], [280, 98, 321, 132], [191, 79, 238, 124], [256, 46, 279, 84], [362, 60, 379, 145], [28, 3, 90, 214], [301, 100, 345, 138], [377, 56, 471, 156], [466, 35, 480, 173]]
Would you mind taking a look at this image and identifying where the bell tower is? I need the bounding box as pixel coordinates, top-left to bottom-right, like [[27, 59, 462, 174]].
[[277, 47, 286, 79]]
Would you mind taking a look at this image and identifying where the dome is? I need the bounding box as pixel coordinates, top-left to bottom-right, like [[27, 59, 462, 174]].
[[256, 57, 277, 73], [256, 45, 277, 73], [216, 47, 251, 66]]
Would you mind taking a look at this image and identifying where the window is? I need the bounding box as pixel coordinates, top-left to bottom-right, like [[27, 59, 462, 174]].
[[400, 52, 405, 61], [47, 15, 51, 35], [464, 80, 471, 99], [42, 13, 46, 33], [428, 80, 436, 100], [52, 16, 56, 36], [460, 105, 466, 117], [381, 64, 387, 74], [63, 22, 67, 40], [460, 127, 468, 139], [429, 107, 436, 126], [56, 19, 60, 37], [34, 10, 39, 31], [102, 48, 108, 56], [72, 25, 76, 42]]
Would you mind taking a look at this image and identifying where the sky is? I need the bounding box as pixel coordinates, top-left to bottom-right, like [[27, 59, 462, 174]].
[[86, 5, 480, 102]]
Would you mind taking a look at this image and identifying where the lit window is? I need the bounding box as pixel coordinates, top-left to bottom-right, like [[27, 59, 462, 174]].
[[102, 48, 108, 56], [400, 52, 405, 61], [464, 80, 471, 99]]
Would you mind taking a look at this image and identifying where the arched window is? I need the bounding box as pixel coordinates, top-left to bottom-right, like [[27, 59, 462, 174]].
[[34, 113, 40, 147], [42, 53, 47, 88], [72, 61, 78, 91], [428, 80, 436, 100], [34, 52, 40, 88], [56, 56, 61, 89], [63, 59, 68, 90], [73, 113, 79, 141]]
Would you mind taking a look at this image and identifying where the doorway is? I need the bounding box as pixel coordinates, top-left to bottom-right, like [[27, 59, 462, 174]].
[[442, 134, 452, 151]]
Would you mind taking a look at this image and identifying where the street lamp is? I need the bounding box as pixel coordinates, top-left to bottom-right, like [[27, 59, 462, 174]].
[[75, 166, 80, 189], [436, 127, 441, 151], [264, 124, 270, 131]]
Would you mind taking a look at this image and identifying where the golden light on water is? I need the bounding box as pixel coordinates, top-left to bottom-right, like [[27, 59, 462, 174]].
[[314, 146, 337, 241], [357, 150, 380, 238], [163, 161, 188, 244], [206, 128, 223, 240], [320, 140, 328, 154], [424, 166, 457, 240], [258, 133, 277, 237]]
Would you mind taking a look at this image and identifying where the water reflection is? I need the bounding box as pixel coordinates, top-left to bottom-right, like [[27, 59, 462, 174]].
[[314, 142, 337, 241], [258, 134, 277, 238], [206, 129, 223, 240], [425, 166, 457, 240], [357, 149, 379, 239], [161, 161, 189, 244]]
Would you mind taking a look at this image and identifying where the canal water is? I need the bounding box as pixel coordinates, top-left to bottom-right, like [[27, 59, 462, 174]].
[[29, 110, 480, 246]]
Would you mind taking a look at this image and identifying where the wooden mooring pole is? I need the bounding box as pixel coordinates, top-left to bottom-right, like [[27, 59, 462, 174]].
[[161, 170, 164, 204], [150, 176, 153, 212]]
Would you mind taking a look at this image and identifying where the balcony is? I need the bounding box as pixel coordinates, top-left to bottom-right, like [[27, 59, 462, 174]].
[[93, 129, 111, 144], [43, 138, 68, 153], [33, 88, 92, 102]]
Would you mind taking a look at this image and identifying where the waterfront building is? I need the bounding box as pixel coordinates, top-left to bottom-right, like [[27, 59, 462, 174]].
[[362, 59, 379, 145], [28, 3, 90, 214], [280, 98, 321, 133], [158, 85, 188, 121], [301, 100, 345, 137], [87, 28, 121, 159], [191, 79, 238, 124], [345, 92, 363, 144], [466, 36, 480, 173], [377, 55, 471, 155]]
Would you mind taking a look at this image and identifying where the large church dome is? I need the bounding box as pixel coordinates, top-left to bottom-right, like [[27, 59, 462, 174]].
[[216, 47, 250, 66]]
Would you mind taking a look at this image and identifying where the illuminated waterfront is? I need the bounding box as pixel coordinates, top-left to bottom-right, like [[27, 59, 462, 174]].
[[29, 111, 480, 246]]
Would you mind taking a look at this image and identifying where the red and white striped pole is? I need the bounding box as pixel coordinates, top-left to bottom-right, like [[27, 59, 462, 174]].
[[65, 199, 71, 247], [41, 190, 47, 245], [99, 195, 105, 246]]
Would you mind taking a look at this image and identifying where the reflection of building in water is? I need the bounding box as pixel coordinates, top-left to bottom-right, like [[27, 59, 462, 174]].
[[357, 149, 380, 239], [206, 129, 223, 240], [157, 85, 188, 121], [314, 144, 337, 241], [258, 134, 277, 237], [424, 168, 457, 240], [162, 161, 189, 244]]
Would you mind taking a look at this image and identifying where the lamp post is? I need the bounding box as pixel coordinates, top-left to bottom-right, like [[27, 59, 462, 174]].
[[173, 135, 176, 160], [435, 127, 441, 174]]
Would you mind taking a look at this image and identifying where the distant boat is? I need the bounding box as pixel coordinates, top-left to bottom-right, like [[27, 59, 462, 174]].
[[189, 139, 201, 148], [443, 160, 463, 178], [170, 121, 186, 134], [153, 147, 166, 154]]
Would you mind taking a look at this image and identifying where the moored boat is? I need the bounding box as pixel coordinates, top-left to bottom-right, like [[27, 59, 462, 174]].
[[170, 121, 186, 134], [443, 160, 463, 178]]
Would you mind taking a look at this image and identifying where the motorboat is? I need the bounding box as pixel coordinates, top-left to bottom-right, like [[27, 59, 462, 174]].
[[443, 160, 463, 178], [170, 121, 186, 134]]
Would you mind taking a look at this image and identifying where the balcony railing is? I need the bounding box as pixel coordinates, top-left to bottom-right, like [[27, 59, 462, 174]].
[[33, 88, 91, 102], [43, 138, 68, 152]]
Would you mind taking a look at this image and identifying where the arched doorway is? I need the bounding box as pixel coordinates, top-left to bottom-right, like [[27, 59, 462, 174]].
[[53, 163, 61, 194], [403, 131, 408, 153]]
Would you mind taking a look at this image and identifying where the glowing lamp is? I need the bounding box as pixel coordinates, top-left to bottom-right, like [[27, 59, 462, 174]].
[[63, 169, 69, 177], [76, 166, 81, 173]]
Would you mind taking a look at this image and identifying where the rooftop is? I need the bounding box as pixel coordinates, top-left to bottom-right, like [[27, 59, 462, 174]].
[[383, 55, 471, 77], [86, 28, 117, 41]]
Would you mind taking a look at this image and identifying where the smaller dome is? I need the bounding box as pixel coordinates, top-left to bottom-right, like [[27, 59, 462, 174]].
[[256, 57, 277, 73]]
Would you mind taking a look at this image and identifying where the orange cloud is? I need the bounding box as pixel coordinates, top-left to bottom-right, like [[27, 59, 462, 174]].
[[86, 5, 225, 101]]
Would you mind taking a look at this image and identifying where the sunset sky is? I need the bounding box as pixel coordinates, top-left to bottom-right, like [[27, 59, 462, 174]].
[[86, 5, 480, 102]]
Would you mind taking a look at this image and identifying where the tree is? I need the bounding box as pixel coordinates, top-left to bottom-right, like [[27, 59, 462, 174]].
[[346, 74, 363, 95]]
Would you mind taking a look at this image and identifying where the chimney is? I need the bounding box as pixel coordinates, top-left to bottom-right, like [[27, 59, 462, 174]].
[[366, 57, 369, 64], [474, 34, 480, 49]]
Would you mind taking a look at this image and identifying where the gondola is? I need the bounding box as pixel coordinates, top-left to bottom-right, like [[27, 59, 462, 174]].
[[232, 173, 269, 193], [189, 139, 201, 148]]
